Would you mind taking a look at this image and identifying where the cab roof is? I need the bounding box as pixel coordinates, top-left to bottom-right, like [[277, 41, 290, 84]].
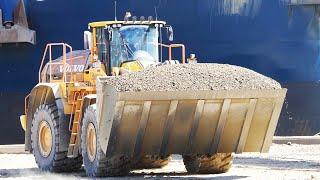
[[88, 20, 166, 28]]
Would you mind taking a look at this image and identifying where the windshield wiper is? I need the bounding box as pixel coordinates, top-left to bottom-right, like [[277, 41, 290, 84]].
[[119, 34, 134, 60], [124, 43, 134, 56]]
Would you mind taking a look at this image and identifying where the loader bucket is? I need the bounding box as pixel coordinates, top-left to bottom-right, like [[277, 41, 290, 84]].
[[96, 77, 287, 158]]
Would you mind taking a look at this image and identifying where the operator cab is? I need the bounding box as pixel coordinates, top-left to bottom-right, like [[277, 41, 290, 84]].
[[110, 24, 159, 68], [39, 15, 183, 85], [87, 17, 173, 75]]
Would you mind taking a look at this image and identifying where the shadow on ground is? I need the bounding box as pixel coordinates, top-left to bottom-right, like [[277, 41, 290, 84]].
[[130, 172, 248, 179], [0, 168, 248, 179]]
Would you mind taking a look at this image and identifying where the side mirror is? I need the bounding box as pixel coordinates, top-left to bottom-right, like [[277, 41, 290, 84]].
[[83, 31, 92, 50], [166, 26, 174, 41]]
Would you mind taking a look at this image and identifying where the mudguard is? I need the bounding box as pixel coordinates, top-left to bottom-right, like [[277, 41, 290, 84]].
[[25, 83, 69, 152]]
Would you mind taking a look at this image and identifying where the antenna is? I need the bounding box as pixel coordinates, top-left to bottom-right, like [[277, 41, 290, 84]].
[[114, 1, 117, 21], [154, 6, 158, 21]]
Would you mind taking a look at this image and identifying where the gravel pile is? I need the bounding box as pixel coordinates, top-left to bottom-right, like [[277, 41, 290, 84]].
[[104, 63, 281, 92]]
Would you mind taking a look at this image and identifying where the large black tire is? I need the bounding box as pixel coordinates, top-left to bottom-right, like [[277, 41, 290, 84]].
[[134, 155, 171, 169], [31, 104, 82, 172], [81, 105, 131, 177], [183, 153, 233, 174]]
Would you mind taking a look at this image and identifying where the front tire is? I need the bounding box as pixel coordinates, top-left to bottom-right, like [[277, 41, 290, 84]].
[[31, 104, 82, 172], [183, 153, 233, 174], [81, 105, 131, 177], [134, 155, 171, 169]]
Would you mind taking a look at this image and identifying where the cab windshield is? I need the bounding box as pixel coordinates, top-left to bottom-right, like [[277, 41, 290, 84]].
[[110, 25, 159, 67]]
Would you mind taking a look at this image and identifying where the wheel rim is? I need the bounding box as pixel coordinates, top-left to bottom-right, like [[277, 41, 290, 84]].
[[87, 122, 97, 162], [38, 121, 52, 157]]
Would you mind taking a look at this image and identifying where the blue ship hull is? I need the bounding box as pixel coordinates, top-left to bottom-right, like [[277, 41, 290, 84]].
[[0, 0, 319, 144]]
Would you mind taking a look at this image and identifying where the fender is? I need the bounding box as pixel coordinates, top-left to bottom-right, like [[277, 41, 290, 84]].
[[79, 94, 97, 129], [81, 94, 97, 115], [24, 83, 70, 152]]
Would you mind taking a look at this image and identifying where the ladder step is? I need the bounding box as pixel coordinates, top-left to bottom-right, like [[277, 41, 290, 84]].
[[67, 154, 75, 158], [67, 92, 85, 158], [67, 149, 76, 158]]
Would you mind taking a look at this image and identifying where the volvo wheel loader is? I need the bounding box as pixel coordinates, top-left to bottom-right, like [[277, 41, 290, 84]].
[[20, 16, 287, 177]]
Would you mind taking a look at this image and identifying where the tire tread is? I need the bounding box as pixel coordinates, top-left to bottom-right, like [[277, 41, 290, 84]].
[[31, 104, 82, 172], [81, 105, 131, 177], [183, 153, 233, 174]]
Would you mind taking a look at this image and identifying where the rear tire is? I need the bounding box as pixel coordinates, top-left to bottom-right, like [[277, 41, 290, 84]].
[[183, 153, 233, 174], [135, 155, 171, 169], [31, 104, 82, 172], [81, 105, 131, 177]]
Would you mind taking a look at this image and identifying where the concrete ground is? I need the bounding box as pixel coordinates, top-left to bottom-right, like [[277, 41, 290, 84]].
[[0, 143, 319, 179]]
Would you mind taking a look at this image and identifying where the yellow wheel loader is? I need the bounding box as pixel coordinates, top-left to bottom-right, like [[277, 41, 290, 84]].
[[20, 17, 287, 177]]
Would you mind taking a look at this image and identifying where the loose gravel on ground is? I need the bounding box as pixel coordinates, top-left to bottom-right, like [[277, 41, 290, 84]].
[[104, 63, 281, 92], [0, 143, 319, 179]]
